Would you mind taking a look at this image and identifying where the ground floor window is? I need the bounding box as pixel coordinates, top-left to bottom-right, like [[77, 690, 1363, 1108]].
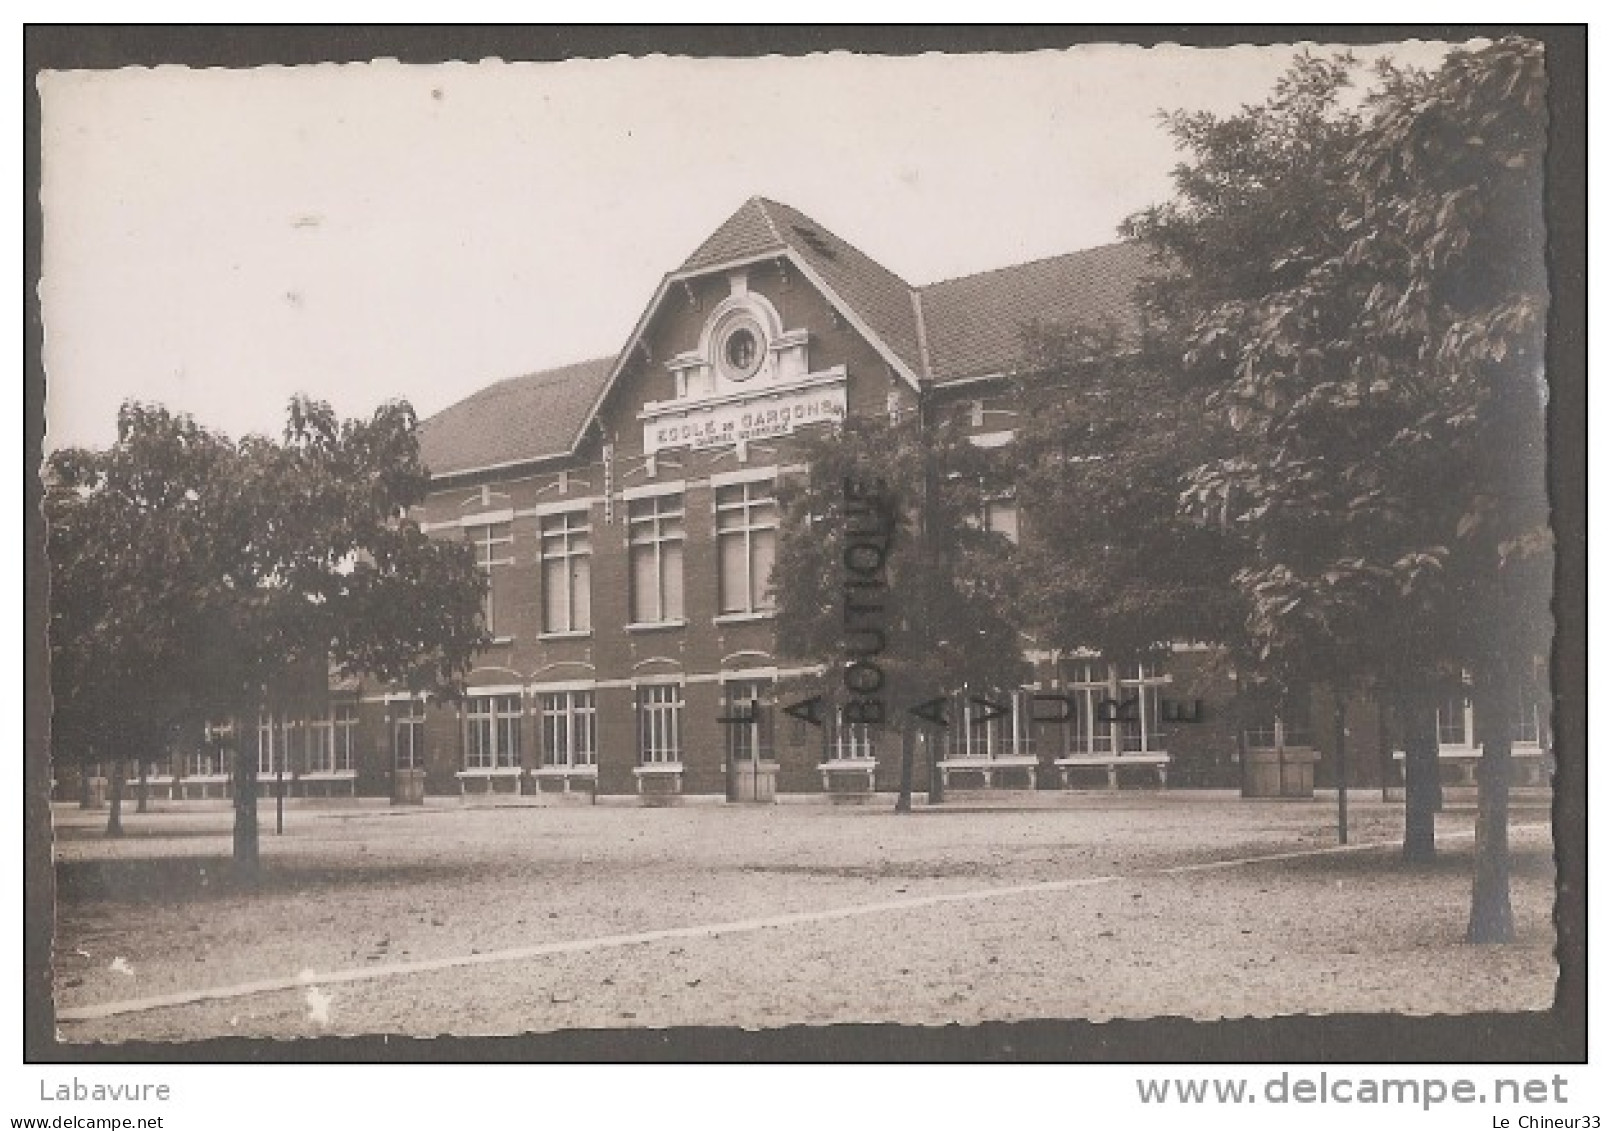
[[541, 690, 597, 768], [830, 706, 877, 761], [466, 694, 522, 769], [1058, 659, 1167, 756], [394, 698, 426, 771], [946, 690, 1033, 761], [185, 747, 222, 777], [333, 703, 358, 773], [1437, 682, 1549, 750], [638, 684, 683, 764], [256, 714, 287, 775]]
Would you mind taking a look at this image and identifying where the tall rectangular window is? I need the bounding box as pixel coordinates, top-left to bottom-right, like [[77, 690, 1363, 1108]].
[[541, 691, 597, 768], [716, 482, 778, 614], [333, 703, 358, 773], [1437, 694, 1471, 747], [256, 714, 286, 775], [638, 684, 683, 764], [540, 510, 592, 634], [1063, 661, 1113, 755], [1117, 663, 1165, 753], [305, 714, 334, 773], [628, 494, 685, 623], [466, 694, 522, 770], [394, 698, 426, 771], [467, 522, 514, 636]]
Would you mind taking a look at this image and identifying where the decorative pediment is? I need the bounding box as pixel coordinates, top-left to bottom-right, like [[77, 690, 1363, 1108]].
[[665, 275, 811, 402]]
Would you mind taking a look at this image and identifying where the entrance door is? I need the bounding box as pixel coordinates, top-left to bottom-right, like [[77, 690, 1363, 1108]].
[[724, 681, 776, 802]]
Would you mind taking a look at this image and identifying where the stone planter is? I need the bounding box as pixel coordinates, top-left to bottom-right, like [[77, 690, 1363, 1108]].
[[392, 768, 426, 805], [1241, 745, 1319, 798]]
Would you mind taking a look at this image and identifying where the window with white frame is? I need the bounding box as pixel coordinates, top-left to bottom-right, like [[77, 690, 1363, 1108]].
[[716, 482, 778, 614], [946, 690, 1033, 761], [185, 746, 222, 777], [1059, 659, 1168, 756], [466, 694, 522, 770], [540, 510, 592, 634], [638, 684, 683, 765], [1062, 661, 1114, 755], [628, 494, 685, 623], [394, 698, 426, 771], [467, 521, 514, 636], [256, 714, 287, 775], [333, 703, 358, 773], [831, 707, 877, 762], [1438, 685, 1548, 750], [541, 690, 597, 768], [304, 713, 334, 773], [1116, 663, 1166, 753], [1437, 693, 1472, 747]]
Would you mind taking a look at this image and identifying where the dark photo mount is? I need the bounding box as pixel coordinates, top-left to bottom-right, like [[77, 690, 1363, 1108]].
[[24, 25, 1585, 1066]]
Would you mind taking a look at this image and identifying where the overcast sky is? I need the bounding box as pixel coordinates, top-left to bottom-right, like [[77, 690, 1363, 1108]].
[[38, 40, 1460, 451]]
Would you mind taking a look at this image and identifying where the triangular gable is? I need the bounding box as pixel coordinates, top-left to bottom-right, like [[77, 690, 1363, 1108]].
[[584, 199, 928, 438]]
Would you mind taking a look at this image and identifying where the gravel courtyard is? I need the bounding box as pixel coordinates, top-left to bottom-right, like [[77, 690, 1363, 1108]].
[[49, 792, 1557, 1042]]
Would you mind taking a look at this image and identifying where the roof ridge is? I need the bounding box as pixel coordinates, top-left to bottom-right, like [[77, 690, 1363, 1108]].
[[918, 240, 1137, 292], [752, 196, 787, 245]]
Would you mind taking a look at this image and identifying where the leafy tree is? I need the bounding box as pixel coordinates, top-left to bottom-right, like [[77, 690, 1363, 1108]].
[[774, 409, 1027, 810], [1177, 40, 1549, 940], [1010, 321, 1246, 738], [1124, 51, 1452, 853], [47, 405, 233, 836], [47, 398, 489, 872]]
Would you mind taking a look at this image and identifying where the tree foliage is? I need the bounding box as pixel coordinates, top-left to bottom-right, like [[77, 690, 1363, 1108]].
[[1156, 40, 1548, 936], [46, 397, 489, 862], [773, 410, 1027, 806]]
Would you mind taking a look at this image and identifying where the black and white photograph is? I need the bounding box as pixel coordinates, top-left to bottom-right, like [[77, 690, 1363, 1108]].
[[22, 24, 1586, 1097]]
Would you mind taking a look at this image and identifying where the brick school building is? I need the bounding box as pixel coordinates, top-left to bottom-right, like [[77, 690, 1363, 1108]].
[[93, 198, 1552, 805]]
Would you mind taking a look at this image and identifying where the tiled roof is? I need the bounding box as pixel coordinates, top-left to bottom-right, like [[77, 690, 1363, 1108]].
[[416, 357, 613, 478], [680, 198, 924, 378], [917, 241, 1154, 381], [420, 202, 1159, 479]]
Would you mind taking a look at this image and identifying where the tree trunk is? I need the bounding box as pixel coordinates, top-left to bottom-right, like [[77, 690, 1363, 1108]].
[[1377, 699, 1394, 803], [895, 727, 915, 813], [1332, 692, 1348, 845], [231, 726, 260, 877], [136, 758, 150, 814], [1401, 690, 1441, 863], [927, 725, 944, 805], [105, 757, 126, 838], [1467, 661, 1515, 943]]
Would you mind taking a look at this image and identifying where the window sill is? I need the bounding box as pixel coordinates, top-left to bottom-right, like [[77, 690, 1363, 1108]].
[[534, 765, 598, 777], [487, 636, 515, 646], [301, 771, 358, 781], [538, 630, 592, 641], [820, 758, 877, 771], [713, 610, 776, 625], [456, 767, 524, 778], [1055, 753, 1169, 765], [633, 763, 684, 775], [625, 620, 686, 633], [942, 756, 1038, 769]]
